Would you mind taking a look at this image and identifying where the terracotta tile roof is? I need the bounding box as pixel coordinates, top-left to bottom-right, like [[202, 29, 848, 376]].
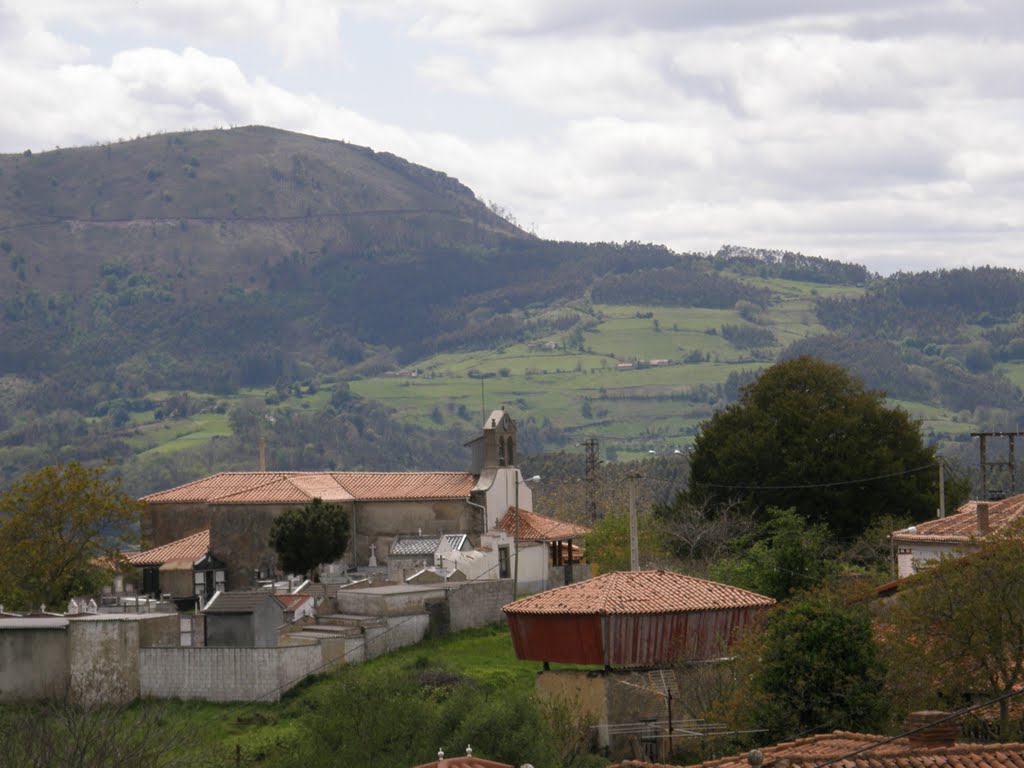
[[203, 591, 285, 614], [124, 529, 211, 566], [614, 730, 1024, 768], [892, 494, 1024, 544], [496, 508, 591, 541], [503, 570, 774, 615], [142, 471, 475, 504], [276, 594, 313, 611], [413, 756, 513, 768], [337, 472, 476, 501]]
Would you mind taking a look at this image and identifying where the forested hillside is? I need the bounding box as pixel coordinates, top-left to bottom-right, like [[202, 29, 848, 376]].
[[0, 127, 1021, 496]]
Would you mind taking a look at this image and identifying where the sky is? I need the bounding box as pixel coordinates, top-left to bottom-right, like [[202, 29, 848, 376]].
[[2, 1, 1023, 276]]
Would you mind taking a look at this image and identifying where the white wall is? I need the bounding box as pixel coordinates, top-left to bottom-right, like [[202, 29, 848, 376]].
[[481, 467, 534, 530], [895, 541, 966, 578]]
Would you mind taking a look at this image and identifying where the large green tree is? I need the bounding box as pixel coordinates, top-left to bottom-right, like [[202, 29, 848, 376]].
[[720, 591, 889, 741], [884, 523, 1024, 738], [686, 356, 956, 539], [269, 497, 350, 578], [0, 462, 140, 610]]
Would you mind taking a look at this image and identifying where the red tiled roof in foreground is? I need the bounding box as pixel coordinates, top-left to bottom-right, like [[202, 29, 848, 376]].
[[124, 529, 211, 566], [503, 570, 774, 616], [497, 507, 591, 541], [413, 756, 513, 768], [892, 493, 1024, 544], [141, 471, 477, 504], [613, 729, 1024, 768]]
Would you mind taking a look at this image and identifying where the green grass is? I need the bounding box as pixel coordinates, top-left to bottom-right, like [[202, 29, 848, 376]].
[[133, 412, 233, 456], [351, 302, 781, 453], [132, 624, 539, 766]]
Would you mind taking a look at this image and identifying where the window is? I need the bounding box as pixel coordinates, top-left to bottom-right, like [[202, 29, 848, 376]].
[[498, 545, 510, 579]]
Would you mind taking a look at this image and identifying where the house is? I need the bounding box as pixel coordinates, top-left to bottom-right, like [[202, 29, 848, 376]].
[[203, 591, 286, 648], [496, 507, 591, 593], [891, 494, 1024, 577], [612, 712, 1013, 768], [504, 570, 774, 760], [140, 409, 535, 590]]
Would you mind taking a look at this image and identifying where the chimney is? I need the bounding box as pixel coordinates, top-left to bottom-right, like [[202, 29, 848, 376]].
[[977, 502, 990, 536], [904, 711, 959, 748]]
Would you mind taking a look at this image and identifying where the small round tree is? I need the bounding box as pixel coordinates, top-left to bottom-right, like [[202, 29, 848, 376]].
[[269, 498, 350, 579]]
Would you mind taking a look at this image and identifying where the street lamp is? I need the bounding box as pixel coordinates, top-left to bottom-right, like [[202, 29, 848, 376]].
[[513, 473, 541, 599]]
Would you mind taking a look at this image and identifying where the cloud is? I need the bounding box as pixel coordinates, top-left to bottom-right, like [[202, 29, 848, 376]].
[[1, 0, 1023, 274]]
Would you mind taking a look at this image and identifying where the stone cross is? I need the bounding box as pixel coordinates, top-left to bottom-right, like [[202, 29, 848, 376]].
[[368, 543, 378, 567]]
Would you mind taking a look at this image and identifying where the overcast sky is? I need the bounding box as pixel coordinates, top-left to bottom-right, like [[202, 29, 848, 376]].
[[2, 1, 1022, 275]]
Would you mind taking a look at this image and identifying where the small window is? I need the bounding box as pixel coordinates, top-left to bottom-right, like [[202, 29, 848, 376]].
[[498, 546, 510, 579], [498, 437, 506, 466]]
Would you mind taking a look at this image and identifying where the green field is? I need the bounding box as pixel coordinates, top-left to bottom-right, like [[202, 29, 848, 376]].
[[350, 291, 856, 458]]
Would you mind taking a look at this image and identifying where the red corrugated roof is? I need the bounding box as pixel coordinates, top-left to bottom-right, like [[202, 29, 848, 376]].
[[124, 529, 210, 566], [892, 494, 1024, 543], [614, 729, 1024, 768], [496, 507, 590, 540], [142, 471, 475, 504], [503, 570, 774, 615]]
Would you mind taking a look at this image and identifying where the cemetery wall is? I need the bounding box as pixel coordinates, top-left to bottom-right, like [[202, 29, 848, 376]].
[[139, 644, 327, 702]]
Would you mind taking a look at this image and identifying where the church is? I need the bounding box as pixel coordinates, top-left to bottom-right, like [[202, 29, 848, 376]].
[[138, 409, 534, 594]]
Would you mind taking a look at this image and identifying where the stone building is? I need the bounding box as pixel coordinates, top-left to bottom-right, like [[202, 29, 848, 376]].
[[140, 410, 533, 590]]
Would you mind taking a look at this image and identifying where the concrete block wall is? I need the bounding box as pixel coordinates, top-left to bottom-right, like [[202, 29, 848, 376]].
[[139, 645, 326, 702], [447, 579, 514, 632]]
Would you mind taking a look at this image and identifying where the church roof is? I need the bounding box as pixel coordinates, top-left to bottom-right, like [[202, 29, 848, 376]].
[[142, 471, 476, 504]]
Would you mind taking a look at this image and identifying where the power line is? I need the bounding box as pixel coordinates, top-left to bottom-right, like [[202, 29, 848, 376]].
[[694, 463, 937, 492]]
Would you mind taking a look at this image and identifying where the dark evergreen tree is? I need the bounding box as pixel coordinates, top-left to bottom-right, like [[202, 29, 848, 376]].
[[268, 498, 350, 578]]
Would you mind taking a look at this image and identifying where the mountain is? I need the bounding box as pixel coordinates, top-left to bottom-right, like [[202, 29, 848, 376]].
[[0, 126, 1021, 495]]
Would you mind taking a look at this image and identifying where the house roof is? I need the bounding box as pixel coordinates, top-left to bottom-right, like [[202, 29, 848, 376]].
[[496, 508, 591, 541], [203, 591, 285, 614], [613, 729, 1024, 768], [413, 755, 513, 768], [124, 529, 211, 567], [892, 494, 1024, 544], [141, 471, 477, 505], [503, 570, 774, 616], [391, 534, 469, 557]]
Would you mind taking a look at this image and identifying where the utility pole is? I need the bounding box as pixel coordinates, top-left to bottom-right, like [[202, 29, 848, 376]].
[[627, 472, 643, 571], [972, 431, 1024, 500], [582, 437, 601, 522], [938, 458, 946, 518]]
